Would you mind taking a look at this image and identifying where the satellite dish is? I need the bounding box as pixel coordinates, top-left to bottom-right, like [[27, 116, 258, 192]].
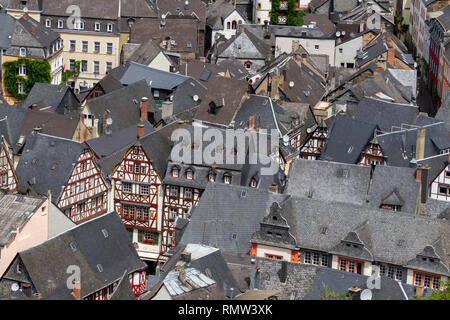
[[360, 289, 373, 300], [11, 283, 19, 292], [106, 117, 113, 126], [336, 31, 341, 37], [289, 81, 295, 88], [306, 128, 312, 133], [193, 95, 199, 102]]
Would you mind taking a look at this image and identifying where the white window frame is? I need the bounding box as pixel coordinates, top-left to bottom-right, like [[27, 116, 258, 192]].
[[18, 64, 27, 76], [107, 23, 113, 32], [17, 82, 25, 94], [93, 61, 100, 74], [46, 19, 51, 28], [95, 22, 101, 31], [58, 20, 63, 29], [19, 47, 26, 57]]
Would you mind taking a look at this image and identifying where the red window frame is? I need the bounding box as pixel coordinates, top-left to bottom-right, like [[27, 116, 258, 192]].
[[413, 271, 441, 289], [337, 256, 365, 275]]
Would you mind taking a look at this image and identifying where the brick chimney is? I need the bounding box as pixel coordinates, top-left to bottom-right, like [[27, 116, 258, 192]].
[[387, 49, 395, 67], [72, 280, 81, 300], [249, 115, 255, 129], [31, 24, 36, 35], [140, 97, 148, 121], [23, 12, 29, 20], [137, 122, 145, 139], [415, 127, 426, 161]]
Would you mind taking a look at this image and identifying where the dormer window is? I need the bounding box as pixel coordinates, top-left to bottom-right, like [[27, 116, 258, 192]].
[[208, 171, 216, 182], [186, 169, 193, 180], [58, 20, 63, 29], [223, 173, 231, 184], [19, 47, 26, 57], [172, 167, 179, 177], [95, 22, 101, 31], [107, 23, 113, 32], [250, 178, 257, 188], [45, 19, 51, 28]]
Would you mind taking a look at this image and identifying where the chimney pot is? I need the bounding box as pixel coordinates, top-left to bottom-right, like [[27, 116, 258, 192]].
[[416, 127, 426, 161], [137, 123, 145, 139], [387, 49, 395, 67], [177, 121, 184, 129], [31, 24, 35, 35], [141, 97, 148, 121]]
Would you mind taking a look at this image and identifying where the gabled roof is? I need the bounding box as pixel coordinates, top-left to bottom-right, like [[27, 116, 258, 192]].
[[42, 0, 119, 19], [0, 192, 46, 247], [217, 29, 272, 59], [126, 40, 174, 68], [109, 61, 190, 89], [13, 109, 80, 155], [206, 0, 247, 30], [21, 83, 80, 115], [180, 183, 289, 255], [271, 196, 450, 273], [85, 79, 156, 134], [0, 12, 15, 49], [320, 115, 377, 164], [86, 121, 155, 159], [17, 212, 146, 299], [15, 132, 84, 204], [0, 102, 28, 146], [354, 97, 419, 133]]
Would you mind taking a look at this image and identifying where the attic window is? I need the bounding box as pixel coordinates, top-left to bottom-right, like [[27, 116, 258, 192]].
[[272, 216, 278, 221], [16, 262, 23, 274], [231, 233, 237, 239], [69, 242, 77, 251], [320, 226, 327, 234], [172, 167, 179, 178]]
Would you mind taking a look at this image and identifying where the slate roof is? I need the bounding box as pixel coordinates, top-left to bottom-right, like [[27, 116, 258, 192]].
[[216, 28, 272, 59], [130, 17, 199, 53], [303, 266, 417, 300], [42, 0, 119, 19], [355, 40, 389, 68], [0, 102, 28, 146], [85, 121, 155, 159], [354, 97, 419, 133], [286, 159, 421, 213], [303, 14, 335, 34], [417, 153, 449, 185], [15, 132, 84, 205], [206, 0, 247, 30], [157, 0, 206, 25], [180, 183, 289, 255], [109, 61, 190, 89], [193, 76, 248, 127], [0, 0, 42, 11], [85, 79, 156, 134], [120, 0, 158, 18], [377, 121, 450, 167], [0, 192, 46, 247], [320, 115, 378, 164], [17, 212, 146, 299], [435, 93, 450, 134], [272, 196, 450, 274], [126, 40, 173, 67], [21, 83, 80, 114], [13, 109, 80, 155], [0, 12, 15, 49]]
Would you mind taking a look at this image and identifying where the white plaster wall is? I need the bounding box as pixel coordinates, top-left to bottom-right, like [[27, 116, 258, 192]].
[[276, 37, 336, 66], [256, 243, 292, 261], [335, 36, 362, 67]]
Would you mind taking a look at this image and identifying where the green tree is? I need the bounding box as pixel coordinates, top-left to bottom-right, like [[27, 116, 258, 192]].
[[414, 281, 450, 300], [286, 0, 297, 26], [3, 58, 51, 100], [270, 0, 280, 25]]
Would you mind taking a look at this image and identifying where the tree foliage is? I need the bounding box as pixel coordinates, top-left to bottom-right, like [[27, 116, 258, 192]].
[[3, 58, 51, 100], [414, 281, 450, 300], [270, 0, 280, 25]]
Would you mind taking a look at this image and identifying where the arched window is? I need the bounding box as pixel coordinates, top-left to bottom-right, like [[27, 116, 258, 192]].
[[232, 20, 237, 30], [227, 21, 231, 29], [250, 178, 257, 188]]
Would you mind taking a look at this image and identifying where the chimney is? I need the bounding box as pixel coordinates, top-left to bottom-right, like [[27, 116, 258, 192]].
[[137, 122, 145, 139], [31, 24, 36, 35], [178, 268, 186, 284], [180, 251, 191, 263], [33, 127, 42, 133], [140, 97, 148, 121], [177, 120, 184, 129], [416, 165, 430, 204], [23, 12, 29, 20], [72, 280, 81, 300], [387, 49, 395, 67], [416, 127, 426, 161], [249, 115, 255, 129], [31, 104, 38, 110], [47, 189, 52, 203]]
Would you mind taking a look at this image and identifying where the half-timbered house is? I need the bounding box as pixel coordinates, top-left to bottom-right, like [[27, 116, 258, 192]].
[[162, 124, 287, 253], [0, 137, 17, 192], [96, 122, 177, 268], [15, 132, 109, 224], [418, 153, 450, 202], [0, 212, 147, 299], [298, 121, 328, 160]]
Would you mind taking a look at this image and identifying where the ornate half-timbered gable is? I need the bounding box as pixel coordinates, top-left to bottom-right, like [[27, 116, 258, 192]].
[[298, 123, 328, 160], [429, 161, 450, 201], [358, 137, 387, 166], [85, 270, 147, 300], [112, 145, 161, 231], [0, 141, 18, 191], [58, 149, 109, 224]]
